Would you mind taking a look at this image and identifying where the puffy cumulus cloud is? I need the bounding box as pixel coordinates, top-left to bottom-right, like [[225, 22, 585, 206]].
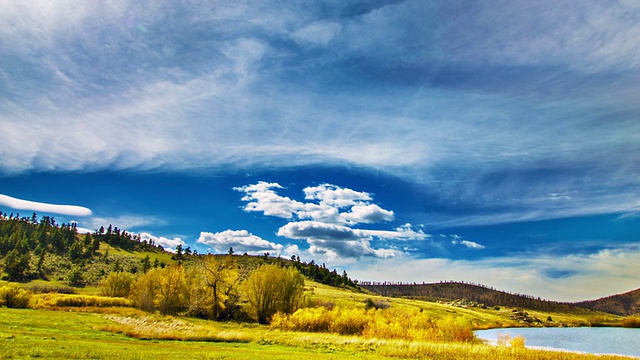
[[276, 221, 413, 260], [0, 194, 92, 217], [341, 204, 394, 224], [236, 182, 394, 226], [234, 182, 307, 219], [237, 182, 425, 260], [303, 184, 372, 208], [277, 221, 368, 241], [138, 232, 185, 253], [197, 229, 283, 255]]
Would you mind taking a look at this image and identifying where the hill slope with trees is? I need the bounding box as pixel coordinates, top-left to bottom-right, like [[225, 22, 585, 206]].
[[575, 288, 640, 316], [360, 281, 640, 315]]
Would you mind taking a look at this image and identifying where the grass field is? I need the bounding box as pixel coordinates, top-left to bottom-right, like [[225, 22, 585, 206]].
[[0, 269, 629, 359], [0, 307, 633, 360]]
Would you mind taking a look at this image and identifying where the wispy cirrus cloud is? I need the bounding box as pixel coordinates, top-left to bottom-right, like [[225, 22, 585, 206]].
[[87, 215, 166, 232], [0, 194, 92, 217], [0, 0, 638, 228]]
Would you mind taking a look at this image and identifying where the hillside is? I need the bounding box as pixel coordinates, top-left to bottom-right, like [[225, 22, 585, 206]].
[[575, 288, 640, 316], [0, 213, 355, 291], [360, 282, 581, 313]]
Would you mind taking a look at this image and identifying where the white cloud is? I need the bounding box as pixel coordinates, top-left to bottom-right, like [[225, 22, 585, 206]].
[[0, 0, 638, 229], [341, 204, 394, 224], [277, 220, 407, 259], [236, 182, 425, 259], [452, 239, 486, 250], [236, 182, 395, 226], [0, 194, 92, 217], [138, 232, 185, 253], [88, 215, 165, 232], [197, 229, 283, 255], [291, 21, 342, 46], [349, 244, 640, 302], [303, 184, 372, 208]]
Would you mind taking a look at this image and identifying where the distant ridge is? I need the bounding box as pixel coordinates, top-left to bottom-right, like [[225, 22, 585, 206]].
[[574, 288, 640, 316], [359, 281, 577, 312], [360, 281, 640, 315]]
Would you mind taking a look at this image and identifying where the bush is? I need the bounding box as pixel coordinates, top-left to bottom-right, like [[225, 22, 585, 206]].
[[622, 316, 640, 328], [29, 293, 132, 308], [0, 283, 33, 308], [100, 271, 134, 297], [30, 285, 76, 294], [271, 306, 475, 342]]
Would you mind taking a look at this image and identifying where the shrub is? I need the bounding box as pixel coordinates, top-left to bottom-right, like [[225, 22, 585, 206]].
[[271, 306, 475, 342], [0, 283, 32, 308], [29, 293, 132, 308], [511, 335, 526, 348], [497, 333, 526, 348], [330, 308, 369, 335], [30, 285, 76, 294], [622, 316, 640, 328], [100, 271, 135, 297]]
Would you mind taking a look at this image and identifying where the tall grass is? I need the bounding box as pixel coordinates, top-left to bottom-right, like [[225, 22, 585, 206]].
[[29, 293, 132, 309], [271, 306, 475, 342]]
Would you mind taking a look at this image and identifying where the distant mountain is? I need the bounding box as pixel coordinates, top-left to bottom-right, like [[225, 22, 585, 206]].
[[574, 288, 640, 316], [360, 281, 579, 312]]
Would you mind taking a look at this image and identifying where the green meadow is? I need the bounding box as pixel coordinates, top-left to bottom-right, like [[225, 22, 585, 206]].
[[0, 280, 632, 360]]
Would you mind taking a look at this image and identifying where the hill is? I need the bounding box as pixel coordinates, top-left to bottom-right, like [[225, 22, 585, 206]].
[[574, 288, 640, 316], [0, 212, 356, 290], [360, 281, 580, 313]]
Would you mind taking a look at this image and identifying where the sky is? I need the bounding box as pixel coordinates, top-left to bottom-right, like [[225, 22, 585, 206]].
[[1, 0, 639, 302]]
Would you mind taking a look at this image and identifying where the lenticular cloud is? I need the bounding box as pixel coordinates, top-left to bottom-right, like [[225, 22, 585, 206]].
[[0, 194, 92, 217]]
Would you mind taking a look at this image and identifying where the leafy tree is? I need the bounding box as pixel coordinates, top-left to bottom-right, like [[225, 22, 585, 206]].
[[157, 265, 187, 315], [242, 264, 304, 324], [131, 269, 159, 312], [186, 255, 244, 320]]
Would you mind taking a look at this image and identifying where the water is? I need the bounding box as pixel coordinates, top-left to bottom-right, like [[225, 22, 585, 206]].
[[476, 327, 640, 358]]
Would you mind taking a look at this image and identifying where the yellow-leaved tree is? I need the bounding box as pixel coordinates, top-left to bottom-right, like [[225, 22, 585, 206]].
[[130, 265, 188, 315], [186, 255, 244, 320], [242, 264, 304, 324]]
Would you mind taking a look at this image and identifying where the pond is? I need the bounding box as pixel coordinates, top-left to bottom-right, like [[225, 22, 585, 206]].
[[476, 327, 640, 358]]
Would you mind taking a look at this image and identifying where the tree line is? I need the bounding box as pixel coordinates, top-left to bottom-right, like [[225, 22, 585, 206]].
[[101, 255, 304, 324], [0, 211, 163, 282]]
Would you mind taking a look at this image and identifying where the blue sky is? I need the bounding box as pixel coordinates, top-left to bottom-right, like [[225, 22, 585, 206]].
[[1, 1, 639, 301]]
